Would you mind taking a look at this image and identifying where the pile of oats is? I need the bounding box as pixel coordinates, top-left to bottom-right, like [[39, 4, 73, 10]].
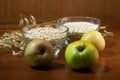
[[0, 31, 26, 56]]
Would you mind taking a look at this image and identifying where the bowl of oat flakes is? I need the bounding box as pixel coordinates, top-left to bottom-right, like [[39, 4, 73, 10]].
[[57, 16, 101, 42], [21, 22, 69, 57]]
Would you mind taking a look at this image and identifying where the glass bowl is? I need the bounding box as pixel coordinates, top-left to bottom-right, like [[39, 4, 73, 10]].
[[57, 16, 101, 42], [21, 22, 69, 57]]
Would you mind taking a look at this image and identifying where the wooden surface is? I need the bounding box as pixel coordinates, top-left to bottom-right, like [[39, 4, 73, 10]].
[[0, 24, 120, 80], [0, 0, 120, 25]]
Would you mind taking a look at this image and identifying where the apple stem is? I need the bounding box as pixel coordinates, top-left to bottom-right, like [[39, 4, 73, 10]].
[[78, 47, 84, 52], [39, 48, 45, 55]]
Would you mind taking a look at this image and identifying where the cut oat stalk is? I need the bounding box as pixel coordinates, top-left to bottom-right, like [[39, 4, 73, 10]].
[[99, 26, 113, 37]]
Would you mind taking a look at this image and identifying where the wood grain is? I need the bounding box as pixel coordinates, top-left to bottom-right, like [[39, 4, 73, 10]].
[[0, 0, 120, 25], [0, 24, 120, 80]]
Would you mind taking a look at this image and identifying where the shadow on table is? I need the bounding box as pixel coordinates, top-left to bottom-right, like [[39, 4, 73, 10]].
[[31, 61, 65, 71], [72, 57, 111, 74], [72, 65, 110, 74]]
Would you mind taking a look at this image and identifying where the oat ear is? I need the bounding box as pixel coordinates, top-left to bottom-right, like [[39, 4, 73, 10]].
[[29, 15, 37, 25], [19, 18, 24, 27], [19, 14, 37, 27]]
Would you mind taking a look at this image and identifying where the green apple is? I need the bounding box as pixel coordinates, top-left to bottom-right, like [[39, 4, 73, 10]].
[[24, 39, 54, 67], [65, 40, 99, 69], [81, 30, 105, 52]]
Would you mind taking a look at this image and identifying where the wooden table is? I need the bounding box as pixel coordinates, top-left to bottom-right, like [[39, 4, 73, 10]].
[[0, 24, 120, 80]]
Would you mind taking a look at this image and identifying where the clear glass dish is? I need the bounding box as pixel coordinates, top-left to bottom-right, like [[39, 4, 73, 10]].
[[21, 22, 69, 57], [57, 16, 101, 42]]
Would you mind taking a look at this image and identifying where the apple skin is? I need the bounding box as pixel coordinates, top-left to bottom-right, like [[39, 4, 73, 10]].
[[65, 40, 99, 69], [81, 30, 105, 52], [24, 39, 54, 67]]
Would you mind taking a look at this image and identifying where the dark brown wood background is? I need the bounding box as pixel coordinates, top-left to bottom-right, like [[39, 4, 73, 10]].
[[0, 0, 120, 25]]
